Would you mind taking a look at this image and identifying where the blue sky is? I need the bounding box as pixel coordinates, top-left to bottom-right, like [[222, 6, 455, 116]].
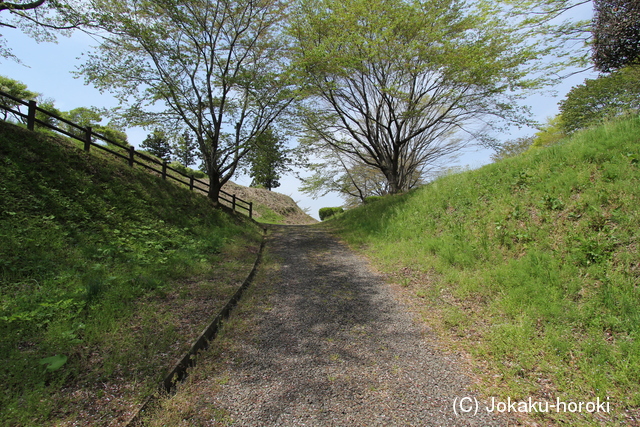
[[2, 8, 598, 220]]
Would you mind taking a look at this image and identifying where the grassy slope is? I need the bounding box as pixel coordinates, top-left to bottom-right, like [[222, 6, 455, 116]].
[[0, 122, 263, 425], [331, 116, 640, 425], [100, 143, 315, 225], [222, 181, 317, 225]]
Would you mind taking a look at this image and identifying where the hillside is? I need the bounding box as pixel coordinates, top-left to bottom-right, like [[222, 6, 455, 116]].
[[330, 116, 640, 425], [223, 181, 317, 225], [0, 121, 264, 425]]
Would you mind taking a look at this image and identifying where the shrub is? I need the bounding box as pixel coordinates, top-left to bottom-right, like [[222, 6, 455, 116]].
[[559, 65, 640, 133], [363, 195, 384, 204], [319, 207, 344, 221], [169, 161, 206, 178], [529, 116, 566, 149]]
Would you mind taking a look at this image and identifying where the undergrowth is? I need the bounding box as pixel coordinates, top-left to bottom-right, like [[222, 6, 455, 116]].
[[0, 122, 262, 425], [331, 116, 640, 425]]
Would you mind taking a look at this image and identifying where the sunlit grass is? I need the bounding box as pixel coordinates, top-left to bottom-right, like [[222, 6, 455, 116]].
[[331, 116, 640, 425]]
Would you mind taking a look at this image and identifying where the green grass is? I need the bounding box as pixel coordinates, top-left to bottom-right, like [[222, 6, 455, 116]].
[[0, 121, 263, 425], [253, 202, 287, 224], [330, 116, 640, 425]]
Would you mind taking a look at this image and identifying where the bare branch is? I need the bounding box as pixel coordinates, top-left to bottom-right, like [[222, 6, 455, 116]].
[[0, 0, 45, 12], [79, 0, 295, 204]]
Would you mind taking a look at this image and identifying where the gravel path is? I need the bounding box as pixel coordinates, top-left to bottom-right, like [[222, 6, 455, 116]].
[[148, 224, 515, 426]]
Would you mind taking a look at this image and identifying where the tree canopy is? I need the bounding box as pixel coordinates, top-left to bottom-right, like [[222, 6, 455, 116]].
[[290, 0, 567, 195], [0, 0, 86, 62], [245, 127, 289, 191], [299, 143, 424, 206], [141, 128, 172, 160], [172, 130, 198, 168], [0, 74, 37, 121], [559, 65, 640, 132], [592, 0, 640, 72], [80, 0, 296, 204], [490, 136, 535, 162], [62, 106, 128, 145], [495, 0, 592, 69]]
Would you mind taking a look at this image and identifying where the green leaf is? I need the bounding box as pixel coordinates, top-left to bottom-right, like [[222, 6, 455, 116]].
[[39, 355, 68, 372]]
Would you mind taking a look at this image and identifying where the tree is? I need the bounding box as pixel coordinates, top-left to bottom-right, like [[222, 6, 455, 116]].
[[63, 106, 101, 135], [491, 136, 535, 162], [291, 0, 559, 195], [299, 143, 425, 206], [529, 116, 566, 148], [63, 106, 128, 145], [0, 75, 37, 121], [141, 128, 172, 160], [0, 0, 86, 62], [80, 0, 296, 205], [593, 0, 640, 72], [559, 65, 640, 132], [302, 160, 391, 208], [172, 130, 197, 167], [245, 127, 289, 190], [0, 0, 45, 12], [95, 124, 128, 146], [495, 0, 593, 70], [34, 97, 63, 130]]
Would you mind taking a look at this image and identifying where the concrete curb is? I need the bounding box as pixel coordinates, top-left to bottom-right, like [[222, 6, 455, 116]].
[[125, 227, 267, 426]]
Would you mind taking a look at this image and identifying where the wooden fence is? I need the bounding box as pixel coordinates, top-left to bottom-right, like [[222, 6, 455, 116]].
[[0, 90, 252, 218]]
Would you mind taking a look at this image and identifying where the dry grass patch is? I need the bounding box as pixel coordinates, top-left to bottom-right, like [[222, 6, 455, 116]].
[[141, 250, 280, 426], [47, 238, 261, 426]]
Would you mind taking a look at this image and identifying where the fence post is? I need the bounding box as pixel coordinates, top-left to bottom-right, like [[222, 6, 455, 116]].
[[189, 175, 194, 191], [27, 100, 37, 131], [162, 160, 167, 180], [232, 194, 236, 213], [84, 126, 92, 152], [249, 202, 253, 219], [128, 146, 135, 167]]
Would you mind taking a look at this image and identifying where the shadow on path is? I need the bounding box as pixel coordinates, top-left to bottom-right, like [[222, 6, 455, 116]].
[[200, 224, 513, 426]]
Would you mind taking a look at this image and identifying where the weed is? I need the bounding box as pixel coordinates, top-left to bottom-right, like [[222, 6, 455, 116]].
[[541, 194, 565, 211], [512, 170, 532, 190]]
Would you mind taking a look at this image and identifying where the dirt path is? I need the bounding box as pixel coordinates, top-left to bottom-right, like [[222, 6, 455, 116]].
[[144, 225, 514, 426]]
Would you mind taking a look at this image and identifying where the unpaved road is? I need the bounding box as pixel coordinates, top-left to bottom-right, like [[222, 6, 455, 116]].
[[145, 225, 514, 426]]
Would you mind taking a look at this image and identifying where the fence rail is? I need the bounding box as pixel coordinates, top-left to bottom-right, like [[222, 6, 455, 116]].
[[0, 90, 252, 218]]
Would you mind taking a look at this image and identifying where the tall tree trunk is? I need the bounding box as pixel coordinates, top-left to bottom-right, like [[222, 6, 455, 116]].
[[208, 175, 222, 207], [385, 169, 402, 194]]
